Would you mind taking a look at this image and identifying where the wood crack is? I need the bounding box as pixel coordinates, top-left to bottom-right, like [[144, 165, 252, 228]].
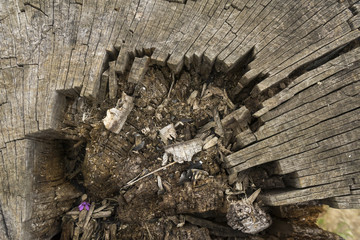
[[0, 203, 10, 240], [24, 3, 49, 17]]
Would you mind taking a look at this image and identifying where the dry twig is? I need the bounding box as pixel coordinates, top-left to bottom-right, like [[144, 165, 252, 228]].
[[121, 161, 177, 189]]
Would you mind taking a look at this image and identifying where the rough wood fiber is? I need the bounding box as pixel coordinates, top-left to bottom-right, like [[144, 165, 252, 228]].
[[0, 0, 359, 238]]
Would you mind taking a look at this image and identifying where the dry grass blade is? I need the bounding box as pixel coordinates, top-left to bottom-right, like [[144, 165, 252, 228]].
[[121, 162, 177, 189]]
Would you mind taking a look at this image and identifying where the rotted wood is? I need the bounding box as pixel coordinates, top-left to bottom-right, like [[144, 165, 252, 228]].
[[0, 0, 359, 239]]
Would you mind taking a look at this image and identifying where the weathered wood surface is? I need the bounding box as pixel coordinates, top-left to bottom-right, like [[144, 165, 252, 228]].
[[0, 0, 359, 239]]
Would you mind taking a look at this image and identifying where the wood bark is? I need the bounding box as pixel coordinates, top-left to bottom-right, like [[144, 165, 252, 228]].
[[0, 0, 359, 239]]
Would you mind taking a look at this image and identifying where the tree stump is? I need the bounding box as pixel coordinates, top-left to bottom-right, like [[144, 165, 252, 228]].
[[0, 0, 359, 239]]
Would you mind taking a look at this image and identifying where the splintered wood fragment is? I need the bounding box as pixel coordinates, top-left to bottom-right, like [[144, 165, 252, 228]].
[[187, 90, 198, 105], [66, 211, 80, 215], [77, 209, 87, 228], [222, 106, 251, 127], [159, 123, 177, 145], [83, 202, 95, 229], [127, 56, 150, 84], [103, 92, 134, 134], [235, 129, 257, 148], [203, 136, 218, 150], [99, 71, 109, 101], [202, 86, 224, 99], [157, 175, 165, 194], [108, 61, 118, 99], [162, 153, 169, 166], [80, 220, 97, 240], [201, 83, 207, 97], [167, 73, 175, 98], [93, 203, 110, 213], [110, 224, 117, 240], [163, 180, 172, 193], [92, 211, 112, 218], [223, 89, 235, 110], [104, 228, 110, 240], [73, 226, 80, 240], [197, 106, 251, 136], [248, 188, 261, 204], [165, 138, 203, 163], [213, 108, 225, 137]]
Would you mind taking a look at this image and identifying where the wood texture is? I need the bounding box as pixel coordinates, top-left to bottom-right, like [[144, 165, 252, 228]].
[[0, 0, 359, 238]]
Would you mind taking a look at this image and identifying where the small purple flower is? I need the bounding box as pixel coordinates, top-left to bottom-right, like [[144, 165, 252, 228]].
[[78, 201, 90, 211]]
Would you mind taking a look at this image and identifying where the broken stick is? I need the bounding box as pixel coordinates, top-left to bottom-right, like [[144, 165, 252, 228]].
[[121, 162, 177, 189]]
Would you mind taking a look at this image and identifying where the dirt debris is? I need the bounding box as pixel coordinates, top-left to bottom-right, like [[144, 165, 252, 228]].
[[58, 65, 335, 239]]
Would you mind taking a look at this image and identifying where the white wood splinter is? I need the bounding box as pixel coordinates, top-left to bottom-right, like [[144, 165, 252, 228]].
[[102, 92, 134, 134], [165, 138, 203, 163]]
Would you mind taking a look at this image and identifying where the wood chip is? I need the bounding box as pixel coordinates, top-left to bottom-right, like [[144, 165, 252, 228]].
[[159, 123, 177, 145], [165, 138, 203, 163], [93, 203, 110, 213], [162, 153, 169, 166], [203, 136, 218, 150], [213, 108, 225, 138], [102, 92, 134, 134], [187, 90, 198, 105], [92, 211, 112, 218], [110, 224, 117, 240], [83, 202, 95, 229]]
